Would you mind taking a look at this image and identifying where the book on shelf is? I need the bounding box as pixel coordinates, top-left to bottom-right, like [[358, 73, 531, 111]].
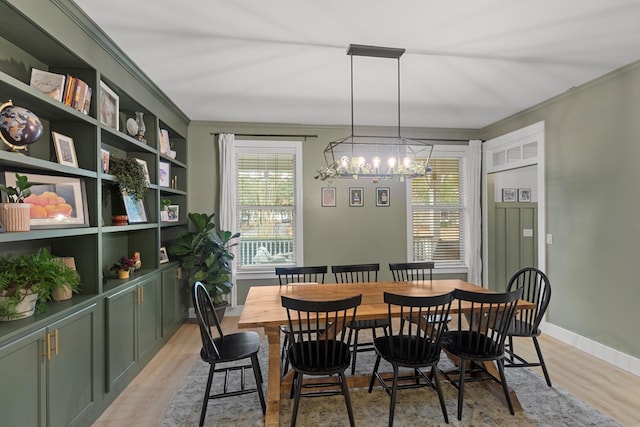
[[159, 128, 170, 154], [30, 68, 66, 102], [62, 75, 92, 115]]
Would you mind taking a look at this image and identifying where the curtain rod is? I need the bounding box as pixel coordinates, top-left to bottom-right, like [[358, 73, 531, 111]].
[[211, 132, 318, 139]]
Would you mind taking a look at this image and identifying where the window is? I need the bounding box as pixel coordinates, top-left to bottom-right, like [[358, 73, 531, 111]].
[[235, 141, 302, 273], [409, 147, 466, 269]]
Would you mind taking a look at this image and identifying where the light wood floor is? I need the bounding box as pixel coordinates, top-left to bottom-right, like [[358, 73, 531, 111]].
[[93, 317, 640, 427]]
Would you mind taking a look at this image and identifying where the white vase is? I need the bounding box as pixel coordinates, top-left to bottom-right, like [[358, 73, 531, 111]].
[[0, 203, 31, 232], [0, 289, 38, 321]]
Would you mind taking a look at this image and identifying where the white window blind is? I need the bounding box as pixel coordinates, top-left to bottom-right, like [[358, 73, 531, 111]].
[[236, 152, 297, 268], [410, 157, 465, 267]]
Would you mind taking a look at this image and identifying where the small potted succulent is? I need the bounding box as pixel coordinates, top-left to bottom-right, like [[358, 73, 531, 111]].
[[0, 172, 32, 232], [110, 256, 137, 279]]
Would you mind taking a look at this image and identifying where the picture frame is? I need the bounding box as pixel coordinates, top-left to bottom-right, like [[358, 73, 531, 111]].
[[159, 247, 169, 264], [51, 131, 78, 167], [122, 192, 147, 223], [349, 187, 364, 207], [100, 148, 110, 173], [502, 188, 517, 202], [135, 158, 151, 185], [321, 187, 336, 207], [2, 172, 89, 229], [166, 205, 179, 222], [99, 80, 119, 129], [518, 188, 532, 202], [376, 187, 390, 207], [159, 161, 171, 187]]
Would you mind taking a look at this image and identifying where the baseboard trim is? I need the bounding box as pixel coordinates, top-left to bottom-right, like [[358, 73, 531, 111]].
[[542, 321, 640, 377]]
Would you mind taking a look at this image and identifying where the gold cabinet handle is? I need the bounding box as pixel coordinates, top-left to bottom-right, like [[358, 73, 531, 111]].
[[140, 286, 144, 304], [54, 329, 59, 356], [43, 333, 51, 361]]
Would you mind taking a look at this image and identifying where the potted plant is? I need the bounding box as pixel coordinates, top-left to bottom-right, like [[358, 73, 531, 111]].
[[169, 212, 240, 320], [0, 172, 32, 232], [110, 256, 137, 279], [160, 198, 171, 221], [108, 156, 148, 201], [0, 249, 81, 321]]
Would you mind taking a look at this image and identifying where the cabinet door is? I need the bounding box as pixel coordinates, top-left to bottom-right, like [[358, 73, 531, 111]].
[[137, 276, 160, 362], [162, 267, 179, 335], [47, 304, 98, 427], [106, 285, 137, 391], [0, 329, 46, 427]]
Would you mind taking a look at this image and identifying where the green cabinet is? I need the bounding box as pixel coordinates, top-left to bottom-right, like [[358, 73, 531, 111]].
[[161, 265, 188, 336], [106, 275, 160, 392], [0, 303, 97, 427]]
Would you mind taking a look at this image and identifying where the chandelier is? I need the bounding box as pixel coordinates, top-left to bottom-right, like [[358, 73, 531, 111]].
[[316, 44, 433, 182]]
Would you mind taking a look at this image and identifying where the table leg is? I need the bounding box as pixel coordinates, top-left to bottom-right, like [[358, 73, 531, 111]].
[[264, 326, 281, 427]]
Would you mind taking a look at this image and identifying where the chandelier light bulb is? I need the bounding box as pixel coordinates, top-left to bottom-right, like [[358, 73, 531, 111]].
[[357, 156, 366, 167], [388, 157, 396, 169], [403, 156, 412, 167]]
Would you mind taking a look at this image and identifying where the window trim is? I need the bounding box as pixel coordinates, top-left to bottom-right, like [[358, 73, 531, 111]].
[[406, 144, 468, 273], [234, 140, 303, 279]]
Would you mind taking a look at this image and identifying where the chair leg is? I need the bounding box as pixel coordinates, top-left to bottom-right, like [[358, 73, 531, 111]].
[[507, 336, 515, 363], [290, 371, 298, 399], [388, 365, 399, 427], [457, 359, 466, 421], [533, 336, 552, 387], [281, 333, 290, 376], [199, 364, 215, 427], [351, 329, 360, 375], [497, 359, 515, 415], [339, 371, 356, 427], [291, 371, 303, 427], [369, 354, 382, 392], [251, 354, 267, 414], [431, 365, 449, 424]]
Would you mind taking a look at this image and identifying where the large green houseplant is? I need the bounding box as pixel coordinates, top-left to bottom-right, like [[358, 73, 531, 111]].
[[169, 212, 240, 314], [0, 249, 81, 320]]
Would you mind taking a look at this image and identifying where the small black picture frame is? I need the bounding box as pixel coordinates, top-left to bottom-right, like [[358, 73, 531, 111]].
[[502, 188, 516, 202], [349, 187, 364, 207]]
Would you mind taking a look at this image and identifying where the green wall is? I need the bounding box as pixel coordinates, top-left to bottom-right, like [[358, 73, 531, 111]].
[[481, 60, 640, 359], [187, 122, 474, 302]]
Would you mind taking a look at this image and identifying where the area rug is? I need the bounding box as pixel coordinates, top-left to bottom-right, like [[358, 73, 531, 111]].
[[161, 337, 621, 427]]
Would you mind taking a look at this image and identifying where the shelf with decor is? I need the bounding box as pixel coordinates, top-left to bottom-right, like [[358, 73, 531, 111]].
[[0, 1, 190, 425]]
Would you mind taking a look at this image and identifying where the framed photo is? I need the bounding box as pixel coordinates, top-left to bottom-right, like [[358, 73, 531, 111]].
[[135, 158, 151, 185], [376, 187, 390, 207], [122, 192, 147, 223], [166, 205, 179, 222], [321, 187, 336, 207], [159, 161, 171, 187], [3, 172, 88, 229], [518, 188, 532, 202], [159, 247, 169, 264], [502, 188, 516, 202], [99, 81, 119, 129], [51, 131, 78, 167], [100, 149, 110, 173], [349, 187, 364, 207]]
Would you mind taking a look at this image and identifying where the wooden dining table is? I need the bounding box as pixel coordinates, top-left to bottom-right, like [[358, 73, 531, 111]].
[[238, 279, 535, 427]]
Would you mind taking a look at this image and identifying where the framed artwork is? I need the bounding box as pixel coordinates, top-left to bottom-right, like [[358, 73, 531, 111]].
[[99, 81, 119, 129], [166, 205, 179, 222], [100, 149, 110, 173], [51, 131, 78, 167], [135, 158, 151, 185], [3, 172, 88, 229], [376, 187, 390, 207], [159, 161, 171, 187], [518, 188, 532, 202], [349, 187, 364, 207], [502, 188, 516, 202], [122, 192, 147, 223], [321, 187, 336, 207], [159, 247, 169, 264]]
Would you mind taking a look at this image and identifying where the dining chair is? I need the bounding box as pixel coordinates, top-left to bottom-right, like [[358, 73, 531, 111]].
[[331, 263, 387, 374], [503, 267, 552, 386], [439, 287, 523, 421], [191, 281, 266, 426], [368, 291, 454, 426], [275, 266, 328, 375], [281, 294, 362, 427]]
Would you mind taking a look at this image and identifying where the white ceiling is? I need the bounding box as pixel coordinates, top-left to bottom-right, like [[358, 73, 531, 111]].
[[73, 0, 640, 129]]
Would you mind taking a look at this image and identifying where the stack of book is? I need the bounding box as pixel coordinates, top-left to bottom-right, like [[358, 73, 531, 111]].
[[30, 68, 92, 115]]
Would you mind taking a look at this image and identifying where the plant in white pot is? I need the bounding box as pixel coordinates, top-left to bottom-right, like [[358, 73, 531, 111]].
[[169, 212, 240, 321], [0, 172, 32, 232], [0, 249, 81, 321]]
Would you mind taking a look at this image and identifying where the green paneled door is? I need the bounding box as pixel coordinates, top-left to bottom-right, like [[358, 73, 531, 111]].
[[137, 276, 160, 362], [106, 285, 137, 391]]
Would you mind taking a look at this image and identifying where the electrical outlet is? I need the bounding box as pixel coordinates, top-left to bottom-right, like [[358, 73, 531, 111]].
[[546, 234, 553, 244]]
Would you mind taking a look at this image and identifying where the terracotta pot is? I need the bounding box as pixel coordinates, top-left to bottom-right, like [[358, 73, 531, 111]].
[[53, 285, 73, 301], [118, 269, 130, 279], [0, 203, 31, 232], [0, 289, 38, 321]]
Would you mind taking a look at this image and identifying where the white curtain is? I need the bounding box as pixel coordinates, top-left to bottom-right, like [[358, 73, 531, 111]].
[[218, 133, 238, 306], [466, 140, 482, 285]]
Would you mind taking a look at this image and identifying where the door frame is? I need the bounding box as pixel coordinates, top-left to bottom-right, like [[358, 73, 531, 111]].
[[482, 121, 546, 287]]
